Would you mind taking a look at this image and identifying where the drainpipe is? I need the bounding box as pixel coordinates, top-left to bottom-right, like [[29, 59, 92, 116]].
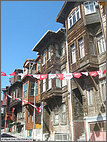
[[33, 81, 36, 139], [66, 39, 74, 141]]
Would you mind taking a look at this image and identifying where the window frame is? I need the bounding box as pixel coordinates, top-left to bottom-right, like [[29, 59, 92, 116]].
[[89, 35, 95, 55], [71, 44, 76, 64], [68, 6, 81, 29], [97, 34, 106, 55], [56, 71, 61, 88], [42, 50, 45, 66], [47, 46, 51, 61], [78, 37, 85, 59], [48, 72, 52, 90], [61, 103, 67, 125], [84, 1, 96, 15], [30, 82, 35, 96], [100, 80, 106, 101], [87, 88, 95, 106], [43, 79, 46, 92], [24, 83, 28, 98]]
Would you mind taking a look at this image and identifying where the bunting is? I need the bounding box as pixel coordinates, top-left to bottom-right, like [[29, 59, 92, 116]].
[[1, 70, 106, 80], [4, 93, 40, 113]]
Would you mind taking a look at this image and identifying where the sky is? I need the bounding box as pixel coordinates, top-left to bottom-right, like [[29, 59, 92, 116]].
[[1, 1, 65, 100]]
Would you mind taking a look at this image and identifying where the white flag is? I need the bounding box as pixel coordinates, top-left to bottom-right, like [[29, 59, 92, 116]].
[[64, 73, 73, 79], [97, 70, 103, 77], [81, 72, 88, 76], [33, 74, 40, 79], [49, 74, 57, 79]]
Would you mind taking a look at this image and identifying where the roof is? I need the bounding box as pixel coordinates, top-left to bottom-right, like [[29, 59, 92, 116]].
[[56, 1, 83, 24], [32, 28, 65, 52]]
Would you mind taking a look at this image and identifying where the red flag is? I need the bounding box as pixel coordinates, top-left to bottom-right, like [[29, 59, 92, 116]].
[[56, 74, 64, 80], [1, 72, 7, 76], [73, 73, 82, 78], [104, 70, 106, 75], [89, 71, 98, 77], [40, 74, 48, 80], [9, 72, 16, 76]]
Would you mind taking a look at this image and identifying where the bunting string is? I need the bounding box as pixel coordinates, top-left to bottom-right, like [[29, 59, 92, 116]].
[[3, 93, 41, 113], [1, 70, 106, 80]]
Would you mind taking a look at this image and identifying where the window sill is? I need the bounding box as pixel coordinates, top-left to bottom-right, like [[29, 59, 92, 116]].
[[98, 51, 106, 56], [85, 11, 96, 16], [71, 62, 76, 65]]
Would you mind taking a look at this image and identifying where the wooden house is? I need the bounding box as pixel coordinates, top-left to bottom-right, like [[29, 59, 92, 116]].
[[56, 1, 106, 141]]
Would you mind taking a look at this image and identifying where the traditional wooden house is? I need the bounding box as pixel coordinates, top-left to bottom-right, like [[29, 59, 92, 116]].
[[2, 86, 12, 132], [56, 1, 106, 141], [21, 57, 41, 139], [8, 69, 23, 134], [32, 28, 71, 141]]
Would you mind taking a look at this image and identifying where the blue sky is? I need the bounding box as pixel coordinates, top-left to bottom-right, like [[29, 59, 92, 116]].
[[1, 1, 64, 100]]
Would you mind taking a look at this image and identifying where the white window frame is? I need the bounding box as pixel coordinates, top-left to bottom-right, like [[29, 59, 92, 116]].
[[61, 41, 65, 57], [68, 6, 81, 29], [61, 104, 66, 124], [43, 79, 46, 92], [30, 82, 35, 96], [55, 44, 60, 58], [89, 36, 95, 55], [24, 83, 28, 98], [84, 1, 96, 15], [87, 88, 94, 105], [100, 80, 106, 101], [78, 37, 85, 58], [48, 72, 52, 90], [56, 71, 61, 88], [42, 50, 45, 66], [71, 44, 76, 64], [53, 113, 59, 125], [97, 34, 106, 54], [62, 69, 67, 87], [47, 47, 51, 61], [55, 133, 68, 141], [35, 81, 38, 96]]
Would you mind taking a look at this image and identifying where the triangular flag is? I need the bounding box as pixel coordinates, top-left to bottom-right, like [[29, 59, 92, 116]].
[[49, 74, 56, 79], [89, 71, 98, 77], [104, 70, 106, 75], [9, 72, 16, 76], [97, 71, 103, 77], [81, 72, 88, 76], [56, 74, 64, 80], [64, 73, 73, 79], [1, 72, 7, 76], [73, 73, 82, 78], [33, 74, 40, 79], [40, 74, 48, 80]]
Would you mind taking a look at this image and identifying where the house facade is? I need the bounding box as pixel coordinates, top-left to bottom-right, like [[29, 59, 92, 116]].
[[32, 28, 72, 141], [56, 1, 106, 141]]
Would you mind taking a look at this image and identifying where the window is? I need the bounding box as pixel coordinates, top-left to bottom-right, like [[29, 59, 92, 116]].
[[43, 79, 46, 92], [87, 88, 94, 105], [55, 133, 68, 141], [55, 44, 60, 58], [37, 60, 40, 72], [68, 6, 81, 29], [54, 114, 59, 125], [35, 81, 38, 96], [62, 69, 67, 87], [89, 36, 95, 55], [78, 37, 85, 58], [48, 72, 52, 90], [97, 34, 106, 54], [30, 82, 35, 96], [71, 44, 76, 64], [24, 83, 28, 98], [84, 1, 96, 15], [61, 41, 65, 57], [42, 50, 45, 65], [39, 80, 41, 94], [47, 47, 51, 60], [61, 104, 66, 124], [100, 80, 106, 101], [27, 130, 32, 137], [56, 71, 61, 88]]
